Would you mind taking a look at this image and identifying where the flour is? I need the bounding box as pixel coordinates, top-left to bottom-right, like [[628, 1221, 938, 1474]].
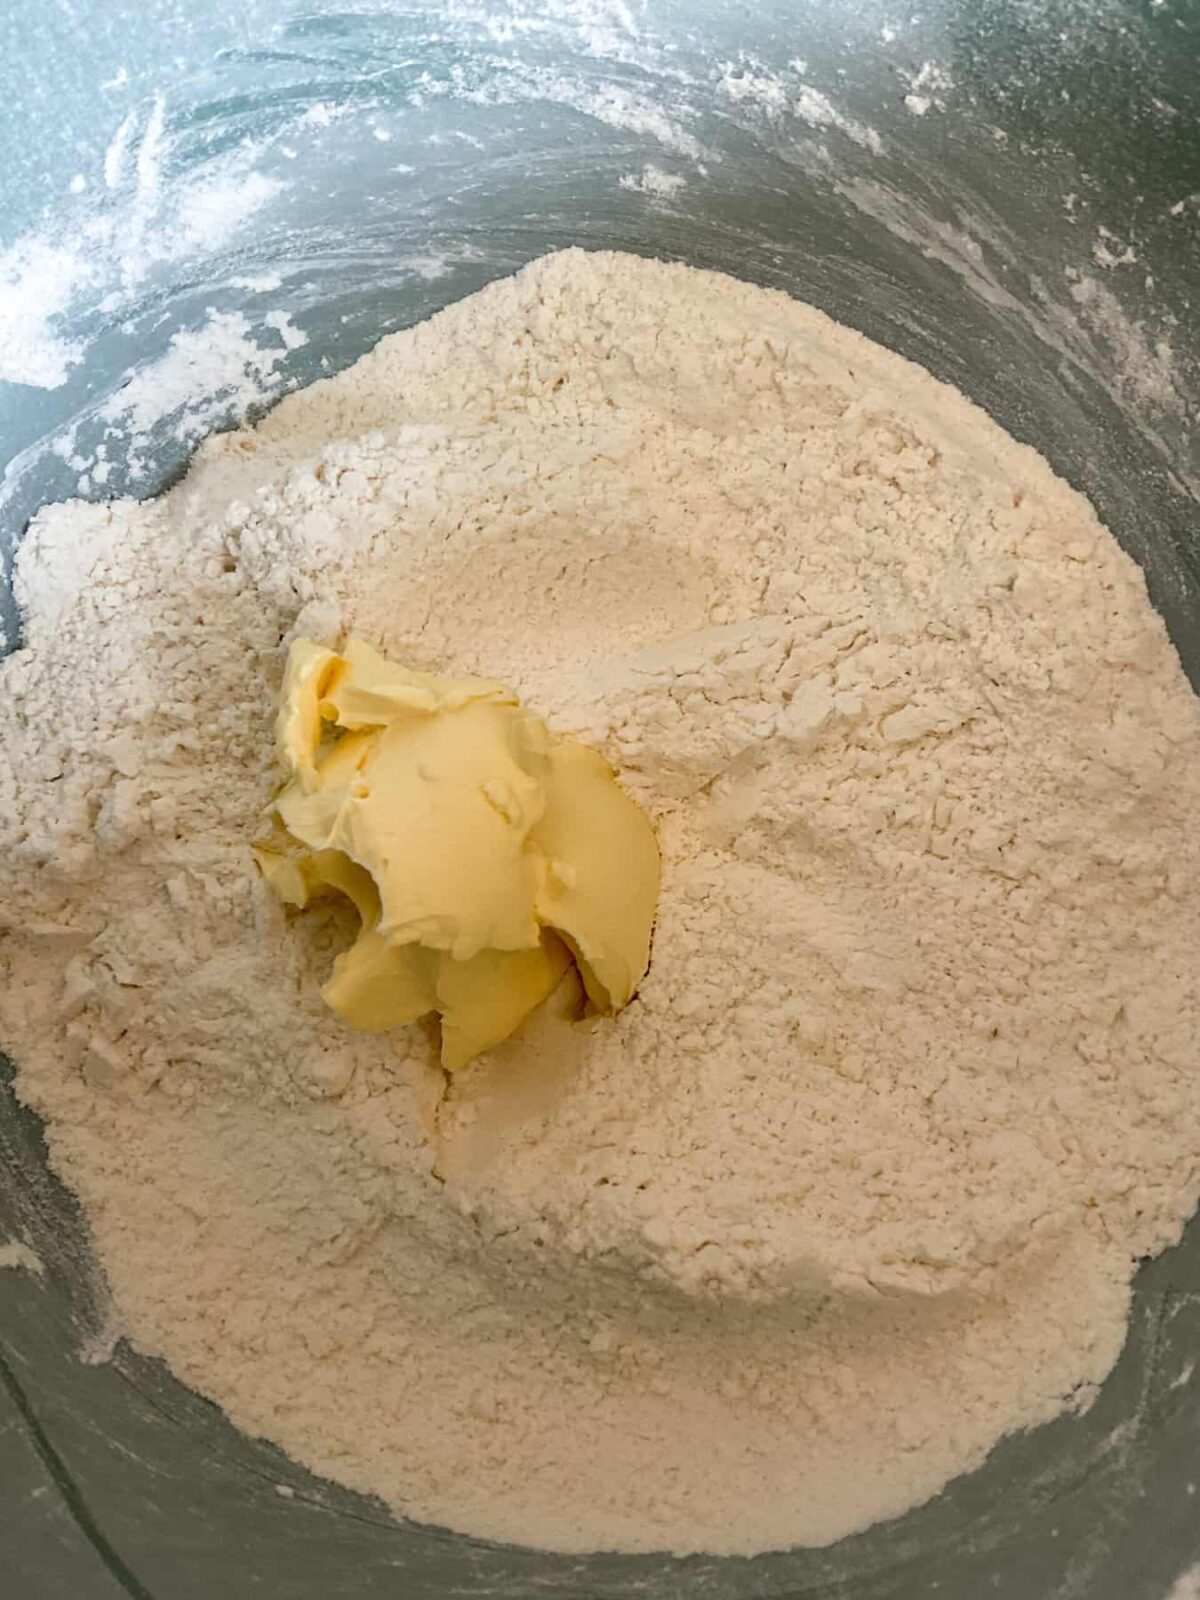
[[2, 250, 1199, 1556], [0, 94, 286, 392], [1166, 1563, 1200, 1600], [619, 165, 688, 198], [99, 309, 307, 445], [794, 85, 885, 154], [0, 237, 86, 388], [0, 1238, 44, 1276]]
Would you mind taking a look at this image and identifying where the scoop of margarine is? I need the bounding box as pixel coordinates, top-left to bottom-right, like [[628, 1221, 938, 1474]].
[[257, 637, 660, 1070]]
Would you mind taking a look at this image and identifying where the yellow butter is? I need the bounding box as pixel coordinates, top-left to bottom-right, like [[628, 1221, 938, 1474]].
[[276, 639, 342, 792], [325, 932, 438, 1032], [532, 740, 661, 1013], [333, 702, 548, 960], [321, 637, 512, 729], [259, 636, 660, 1071], [435, 935, 573, 1073]]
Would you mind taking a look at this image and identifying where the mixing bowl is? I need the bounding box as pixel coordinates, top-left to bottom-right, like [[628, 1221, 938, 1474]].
[[1, 2, 1198, 1595]]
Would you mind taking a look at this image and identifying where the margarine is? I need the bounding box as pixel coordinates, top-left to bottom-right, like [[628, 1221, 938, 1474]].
[[256, 637, 659, 1070]]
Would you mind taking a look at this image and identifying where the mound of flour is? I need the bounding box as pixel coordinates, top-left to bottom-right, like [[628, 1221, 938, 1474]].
[[2, 250, 1199, 1555]]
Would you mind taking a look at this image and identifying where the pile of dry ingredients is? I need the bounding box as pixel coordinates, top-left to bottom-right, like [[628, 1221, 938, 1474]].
[[3, 250, 1200, 1556]]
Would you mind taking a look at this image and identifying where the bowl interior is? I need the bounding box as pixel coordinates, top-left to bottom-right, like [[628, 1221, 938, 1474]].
[[1, 3, 1198, 1596]]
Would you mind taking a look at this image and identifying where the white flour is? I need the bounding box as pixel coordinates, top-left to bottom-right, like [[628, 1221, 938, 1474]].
[[2, 249, 1199, 1556], [0, 98, 286, 392]]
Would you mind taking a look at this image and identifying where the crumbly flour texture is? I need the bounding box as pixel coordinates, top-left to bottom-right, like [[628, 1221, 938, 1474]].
[[3, 250, 1200, 1556]]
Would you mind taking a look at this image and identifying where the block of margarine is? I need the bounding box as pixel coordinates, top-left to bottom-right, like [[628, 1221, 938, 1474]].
[[255, 638, 660, 1071]]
